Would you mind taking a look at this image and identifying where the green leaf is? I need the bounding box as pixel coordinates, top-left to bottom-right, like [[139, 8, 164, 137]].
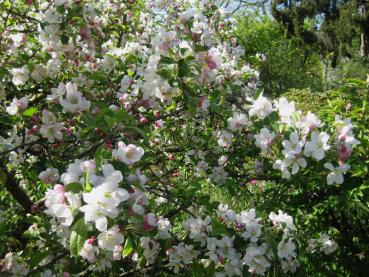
[[265, 237, 279, 258], [351, 165, 368, 177], [157, 68, 173, 80], [81, 113, 96, 127], [23, 107, 38, 117], [85, 171, 92, 192], [70, 218, 88, 257], [61, 34, 69, 44], [0, 115, 14, 125], [159, 56, 176, 64], [0, 168, 7, 185], [206, 261, 215, 276], [103, 115, 116, 130], [178, 59, 189, 78], [115, 110, 131, 122], [56, 5, 66, 14], [28, 251, 52, 270], [95, 145, 104, 171], [191, 262, 204, 277], [65, 182, 83, 193], [123, 236, 134, 257], [123, 126, 146, 138], [212, 220, 228, 236]]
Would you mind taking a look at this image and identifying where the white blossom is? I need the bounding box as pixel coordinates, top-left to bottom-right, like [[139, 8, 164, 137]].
[[281, 258, 300, 273], [324, 163, 350, 185], [227, 112, 251, 131], [318, 234, 338, 254], [60, 82, 90, 113], [297, 112, 322, 133], [269, 210, 295, 232], [80, 240, 99, 262], [275, 97, 295, 125], [209, 166, 228, 184], [248, 95, 273, 120], [282, 132, 304, 156], [11, 65, 29, 86], [112, 141, 144, 165], [167, 243, 199, 273], [39, 168, 59, 184], [255, 128, 275, 154], [303, 131, 330, 161], [243, 243, 271, 276], [277, 239, 296, 259], [97, 225, 124, 251], [217, 130, 233, 148], [6, 96, 28, 115], [140, 237, 160, 265]]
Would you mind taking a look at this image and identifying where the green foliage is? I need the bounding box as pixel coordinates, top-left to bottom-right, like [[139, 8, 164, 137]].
[[270, 79, 369, 275], [270, 0, 369, 65], [70, 218, 88, 257], [235, 14, 324, 95]]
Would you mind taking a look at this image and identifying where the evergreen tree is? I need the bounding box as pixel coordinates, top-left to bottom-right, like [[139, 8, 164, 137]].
[[271, 0, 369, 66]]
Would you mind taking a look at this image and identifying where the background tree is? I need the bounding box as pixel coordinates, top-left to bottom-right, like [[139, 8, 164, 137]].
[[270, 0, 369, 66], [235, 13, 324, 95]]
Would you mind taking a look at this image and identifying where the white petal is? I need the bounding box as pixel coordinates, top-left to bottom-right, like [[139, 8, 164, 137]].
[[324, 163, 334, 171], [96, 216, 108, 232], [327, 173, 335, 185]]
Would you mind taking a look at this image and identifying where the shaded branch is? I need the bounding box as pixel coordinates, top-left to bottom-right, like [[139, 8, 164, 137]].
[[1, 165, 35, 213]]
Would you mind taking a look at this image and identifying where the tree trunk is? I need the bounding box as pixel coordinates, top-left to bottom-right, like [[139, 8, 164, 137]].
[[360, 2, 369, 57], [360, 33, 367, 57]]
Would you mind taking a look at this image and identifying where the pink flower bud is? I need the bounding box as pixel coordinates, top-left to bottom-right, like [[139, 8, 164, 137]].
[[54, 184, 65, 194], [87, 236, 96, 244], [139, 116, 148, 124], [338, 145, 352, 162], [166, 248, 175, 255], [92, 107, 101, 115], [80, 27, 90, 39], [104, 142, 113, 149], [308, 124, 316, 132], [207, 60, 217, 70], [31, 115, 40, 123], [155, 120, 163, 128], [267, 139, 274, 146], [17, 101, 28, 110], [143, 221, 154, 231], [65, 128, 73, 136], [128, 208, 136, 216], [69, 119, 76, 126], [119, 96, 126, 104], [338, 133, 346, 142], [51, 143, 62, 149]]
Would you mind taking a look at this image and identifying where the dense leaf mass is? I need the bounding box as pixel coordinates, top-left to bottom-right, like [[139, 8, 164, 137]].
[[0, 0, 367, 276]]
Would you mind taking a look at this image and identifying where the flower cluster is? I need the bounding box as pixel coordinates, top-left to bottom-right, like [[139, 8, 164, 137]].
[[0, 0, 351, 275]]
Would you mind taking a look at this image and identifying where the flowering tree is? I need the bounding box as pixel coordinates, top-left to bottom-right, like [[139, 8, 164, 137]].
[[0, 0, 359, 276]]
